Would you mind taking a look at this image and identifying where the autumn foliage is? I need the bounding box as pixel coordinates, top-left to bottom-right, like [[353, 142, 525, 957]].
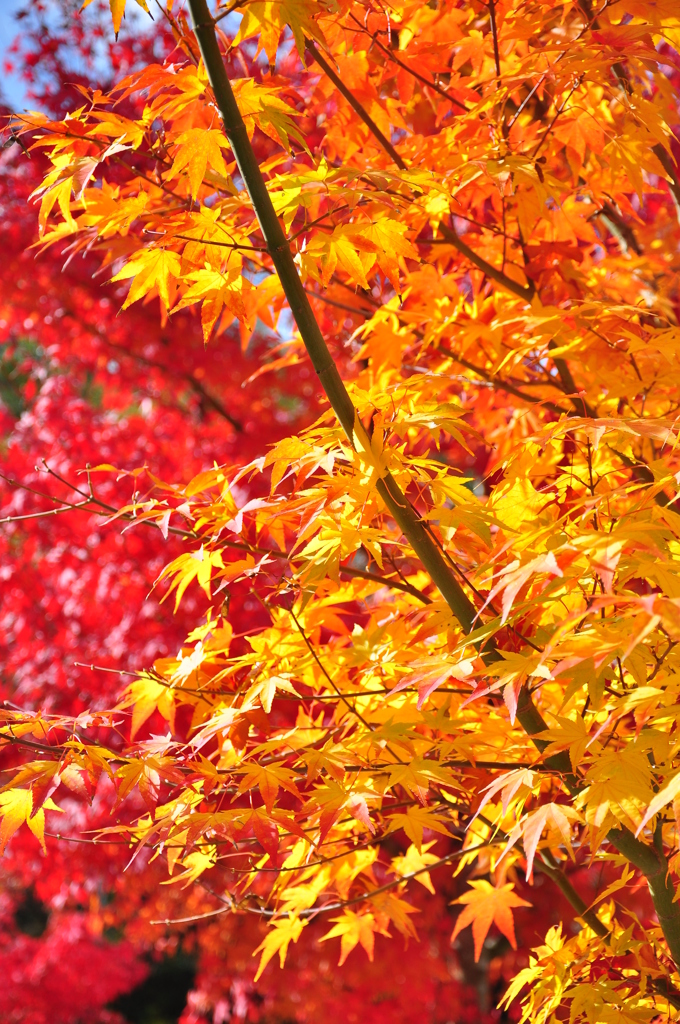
[[3, 0, 680, 1021]]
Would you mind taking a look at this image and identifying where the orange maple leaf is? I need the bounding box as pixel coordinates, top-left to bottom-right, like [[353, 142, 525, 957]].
[[451, 881, 532, 960]]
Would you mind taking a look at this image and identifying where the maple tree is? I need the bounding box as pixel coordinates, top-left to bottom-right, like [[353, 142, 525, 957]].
[[2, 9, 490, 1021], [3, 0, 680, 1020]]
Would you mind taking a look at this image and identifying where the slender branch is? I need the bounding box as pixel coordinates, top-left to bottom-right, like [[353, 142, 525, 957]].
[[306, 39, 535, 306], [347, 12, 469, 111], [595, 200, 641, 256], [530, 77, 583, 161], [303, 286, 375, 317], [436, 347, 572, 417], [653, 143, 680, 218], [437, 221, 535, 301], [0, 732, 68, 757], [188, 0, 480, 636], [488, 0, 501, 78], [151, 906, 229, 926], [305, 39, 407, 171], [536, 851, 608, 938], [207, 840, 491, 920], [547, 341, 596, 417], [0, 500, 92, 525], [340, 564, 431, 603]]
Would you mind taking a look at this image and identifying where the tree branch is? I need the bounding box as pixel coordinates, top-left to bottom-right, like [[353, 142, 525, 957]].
[[347, 12, 469, 112], [305, 39, 407, 171], [653, 143, 680, 219], [188, 0, 480, 635], [595, 200, 642, 256], [437, 221, 535, 301], [305, 40, 536, 304], [436, 346, 572, 417], [488, 0, 501, 79]]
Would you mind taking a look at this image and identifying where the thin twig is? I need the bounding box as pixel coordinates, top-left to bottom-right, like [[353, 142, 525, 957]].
[[305, 38, 407, 171]]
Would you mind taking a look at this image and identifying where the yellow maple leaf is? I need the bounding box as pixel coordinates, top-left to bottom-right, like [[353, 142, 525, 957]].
[[637, 771, 680, 836], [354, 221, 419, 292], [158, 545, 225, 610], [175, 267, 250, 340], [117, 675, 176, 740], [167, 128, 231, 201], [36, 174, 77, 235], [81, 0, 150, 38], [321, 910, 377, 965], [234, 0, 327, 64], [113, 248, 181, 312], [502, 803, 579, 880], [232, 79, 307, 151], [0, 789, 62, 854], [162, 847, 217, 887], [451, 881, 532, 960], [352, 412, 389, 486], [387, 805, 453, 852], [253, 915, 306, 980], [391, 841, 440, 893]]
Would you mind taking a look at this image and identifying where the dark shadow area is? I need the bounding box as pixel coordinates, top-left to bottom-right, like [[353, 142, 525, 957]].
[[14, 889, 50, 937], [109, 952, 196, 1024]]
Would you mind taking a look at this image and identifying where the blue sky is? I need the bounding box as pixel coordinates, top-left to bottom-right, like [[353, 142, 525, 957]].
[[0, 0, 154, 113], [0, 0, 30, 111]]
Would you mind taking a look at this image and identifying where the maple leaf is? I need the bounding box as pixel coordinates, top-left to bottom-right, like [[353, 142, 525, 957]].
[[0, 789, 61, 854], [391, 841, 440, 893], [540, 716, 591, 769], [117, 675, 176, 740], [387, 656, 475, 708], [83, 0, 150, 38], [113, 248, 182, 312], [321, 910, 378, 965], [473, 768, 537, 823], [554, 111, 606, 162], [233, 0, 327, 64], [34, 170, 77, 235], [237, 764, 301, 813], [167, 128, 231, 201], [232, 79, 308, 152], [451, 881, 532, 961], [158, 546, 225, 610], [484, 551, 563, 625], [175, 267, 250, 340], [387, 806, 453, 852], [503, 803, 579, 880], [253, 915, 306, 980], [162, 847, 217, 886], [345, 793, 375, 833], [353, 221, 419, 293], [637, 771, 680, 836]]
